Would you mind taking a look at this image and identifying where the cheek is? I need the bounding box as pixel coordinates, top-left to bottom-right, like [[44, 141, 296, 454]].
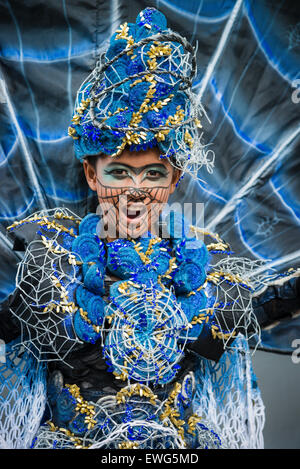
[[148, 187, 171, 205], [96, 186, 121, 208], [145, 188, 171, 223]]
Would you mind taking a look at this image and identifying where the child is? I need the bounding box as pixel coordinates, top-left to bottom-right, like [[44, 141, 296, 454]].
[[0, 7, 299, 450]]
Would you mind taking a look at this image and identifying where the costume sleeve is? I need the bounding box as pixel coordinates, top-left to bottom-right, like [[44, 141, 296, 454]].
[[0, 214, 42, 343], [252, 273, 300, 328], [186, 271, 300, 361], [186, 322, 232, 362], [0, 290, 21, 343]]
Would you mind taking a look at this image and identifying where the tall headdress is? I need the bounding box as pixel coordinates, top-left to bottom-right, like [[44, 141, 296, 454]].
[[68, 7, 215, 177]]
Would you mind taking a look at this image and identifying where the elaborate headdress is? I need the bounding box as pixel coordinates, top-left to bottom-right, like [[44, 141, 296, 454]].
[[68, 7, 215, 177]]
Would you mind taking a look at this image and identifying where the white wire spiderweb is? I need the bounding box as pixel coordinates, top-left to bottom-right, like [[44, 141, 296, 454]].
[[33, 391, 185, 449], [102, 283, 189, 386], [193, 335, 265, 449], [191, 227, 263, 352], [0, 341, 46, 449], [10, 208, 83, 364]]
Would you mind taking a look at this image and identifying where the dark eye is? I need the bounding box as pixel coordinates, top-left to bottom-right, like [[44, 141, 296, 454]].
[[146, 170, 166, 179], [110, 169, 129, 178]]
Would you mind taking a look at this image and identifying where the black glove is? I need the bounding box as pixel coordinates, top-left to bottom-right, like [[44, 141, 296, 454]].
[[252, 273, 300, 329]]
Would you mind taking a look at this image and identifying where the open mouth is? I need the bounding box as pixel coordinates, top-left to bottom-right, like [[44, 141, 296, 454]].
[[120, 204, 147, 222], [127, 209, 141, 220]]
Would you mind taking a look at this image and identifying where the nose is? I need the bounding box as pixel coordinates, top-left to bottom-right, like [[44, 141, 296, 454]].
[[123, 187, 148, 201]]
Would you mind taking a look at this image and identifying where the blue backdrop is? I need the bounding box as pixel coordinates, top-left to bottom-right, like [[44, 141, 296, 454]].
[[0, 0, 299, 353]]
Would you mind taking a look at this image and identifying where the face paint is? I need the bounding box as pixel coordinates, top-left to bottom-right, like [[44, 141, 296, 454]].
[[101, 163, 170, 188], [96, 176, 171, 239], [87, 147, 180, 240]]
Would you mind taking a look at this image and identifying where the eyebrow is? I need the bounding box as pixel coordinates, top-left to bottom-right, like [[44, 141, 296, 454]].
[[104, 162, 169, 175]]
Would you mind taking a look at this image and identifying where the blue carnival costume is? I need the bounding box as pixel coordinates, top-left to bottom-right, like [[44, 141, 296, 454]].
[[0, 8, 299, 450]]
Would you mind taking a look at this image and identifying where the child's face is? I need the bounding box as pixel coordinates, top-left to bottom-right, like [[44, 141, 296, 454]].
[[83, 147, 181, 239]]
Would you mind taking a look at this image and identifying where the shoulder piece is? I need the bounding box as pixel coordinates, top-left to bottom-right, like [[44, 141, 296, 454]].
[[6, 208, 87, 363], [186, 225, 261, 361]]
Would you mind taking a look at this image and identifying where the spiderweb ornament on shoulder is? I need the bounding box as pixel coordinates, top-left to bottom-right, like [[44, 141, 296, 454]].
[[6, 208, 86, 364]]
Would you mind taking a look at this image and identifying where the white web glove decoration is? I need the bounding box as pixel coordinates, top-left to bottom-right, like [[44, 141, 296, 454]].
[[191, 226, 262, 352], [8, 208, 84, 364]]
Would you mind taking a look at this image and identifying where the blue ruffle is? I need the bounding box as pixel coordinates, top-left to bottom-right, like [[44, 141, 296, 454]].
[[78, 213, 101, 236], [181, 373, 195, 405], [73, 310, 101, 344], [84, 263, 105, 295], [75, 284, 105, 325], [104, 281, 186, 385], [126, 55, 146, 76], [53, 388, 77, 426], [174, 238, 209, 266], [72, 234, 101, 263], [173, 260, 206, 294], [136, 8, 167, 29], [72, 211, 210, 362], [106, 240, 144, 278], [72, 230, 105, 278]]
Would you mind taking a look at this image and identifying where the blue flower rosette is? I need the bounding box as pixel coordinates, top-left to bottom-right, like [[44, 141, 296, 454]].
[[71, 214, 106, 343], [106, 237, 173, 286]]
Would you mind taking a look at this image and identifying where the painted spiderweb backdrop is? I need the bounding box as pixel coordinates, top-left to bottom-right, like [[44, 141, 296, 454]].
[[0, 0, 299, 353]]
